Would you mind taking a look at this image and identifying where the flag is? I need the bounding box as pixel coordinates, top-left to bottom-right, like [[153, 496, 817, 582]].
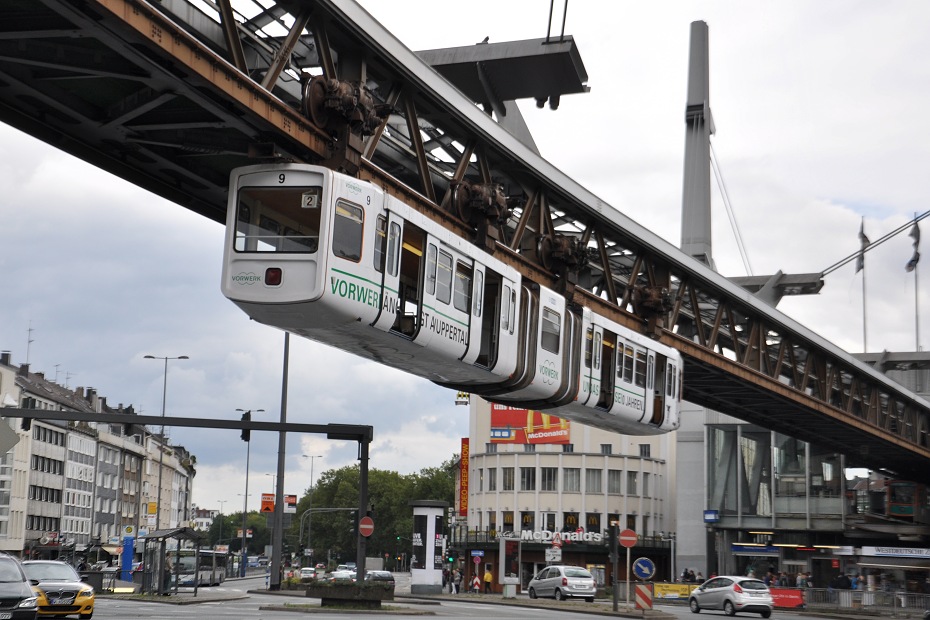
[[905, 221, 920, 272], [856, 219, 869, 273]]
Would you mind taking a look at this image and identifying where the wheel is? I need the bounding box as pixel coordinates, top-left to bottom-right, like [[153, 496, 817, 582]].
[[528, 587, 537, 599], [555, 588, 564, 601], [761, 610, 771, 618], [690, 598, 702, 613], [724, 600, 736, 616]]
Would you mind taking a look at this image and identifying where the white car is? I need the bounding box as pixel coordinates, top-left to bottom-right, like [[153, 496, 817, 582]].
[[527, 565, 596, 602], [689, 576, 773, 617], [298, 567, 317, 580]]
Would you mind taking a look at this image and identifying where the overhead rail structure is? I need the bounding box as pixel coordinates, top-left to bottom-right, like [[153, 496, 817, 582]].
[[0, 0, 927, 480]]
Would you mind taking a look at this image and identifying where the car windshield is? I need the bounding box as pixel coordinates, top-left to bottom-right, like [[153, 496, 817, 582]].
[[0, 561, 23, 582], [24, 563, 78, 582], [564, 568, 592, 578], [740, 579, 768, 590]]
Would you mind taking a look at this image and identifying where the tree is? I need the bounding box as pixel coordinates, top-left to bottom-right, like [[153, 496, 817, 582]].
[[289, 460, 456, 568]]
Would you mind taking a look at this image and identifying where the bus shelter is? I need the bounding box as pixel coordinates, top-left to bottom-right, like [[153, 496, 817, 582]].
[[140, 527, 205, 596]]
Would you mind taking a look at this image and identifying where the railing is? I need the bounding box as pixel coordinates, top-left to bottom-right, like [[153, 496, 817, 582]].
[[805, 588, 930, 616]]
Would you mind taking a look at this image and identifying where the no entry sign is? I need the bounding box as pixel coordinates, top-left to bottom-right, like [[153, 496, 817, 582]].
[[619, 529, 637, 548], [358, 515, 375, 537]]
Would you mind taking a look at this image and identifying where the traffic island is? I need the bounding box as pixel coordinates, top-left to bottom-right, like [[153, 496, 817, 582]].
[[306, 582, 394, 609]]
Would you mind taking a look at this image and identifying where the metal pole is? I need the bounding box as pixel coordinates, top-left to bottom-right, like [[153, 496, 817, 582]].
[[269, 333, 290, 590], [356, 437, 369, 580], [241, 439, 250, 578]]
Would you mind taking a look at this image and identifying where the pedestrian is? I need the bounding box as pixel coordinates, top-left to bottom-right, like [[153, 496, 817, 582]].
[[453, 568, 462, 594], [442, 567, 449, 591], [161, 556, 173, 595], [471, 573, 481, 594], [696, 572, 704, 583], [484, 568, 493, 593]]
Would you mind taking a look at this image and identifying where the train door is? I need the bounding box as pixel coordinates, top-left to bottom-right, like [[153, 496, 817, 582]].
[[460, 263, 484, 365], [390, 220, 427, 339], [474, 267, 499, 369], [370, 210, 403, 332], [645, 351, 662, 425], [579, 321, 602, 406], [596, 332, 616, 410]]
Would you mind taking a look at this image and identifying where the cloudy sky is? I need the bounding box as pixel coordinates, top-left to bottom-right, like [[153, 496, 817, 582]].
[[1, 1, 928, 514]]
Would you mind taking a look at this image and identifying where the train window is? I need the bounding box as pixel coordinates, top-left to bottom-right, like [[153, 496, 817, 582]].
[[473, 270, 483, 316], [426, 244, 437, 295], [501, 285, 512, 331], [541, 307, 561, 354], [634, 349, 647, 387], [584, 329, 593, 369], [646, 355, 654, 390], [332, 200, 363, 262], [374, 216, 386, 272], [622, 346, 634, 383], [509, 288, 516, 334], [453, 262, 472, 312], [436, 250, 453, 303], [666, 363, 674, 397], [236, 186, 321, 253], [388, 222, 400, 276]]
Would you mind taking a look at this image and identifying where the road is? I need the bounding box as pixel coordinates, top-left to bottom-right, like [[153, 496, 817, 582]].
[[90, 575, 826, 619]]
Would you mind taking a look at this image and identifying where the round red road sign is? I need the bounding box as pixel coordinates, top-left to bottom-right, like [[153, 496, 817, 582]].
[[358, 515, 375, 537], [619, 529, 637, 548]]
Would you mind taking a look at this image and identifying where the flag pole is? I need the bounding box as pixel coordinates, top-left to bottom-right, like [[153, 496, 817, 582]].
[[862, 261, 867, 353]]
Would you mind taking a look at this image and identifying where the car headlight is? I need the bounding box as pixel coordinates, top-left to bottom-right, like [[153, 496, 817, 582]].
[[78, 587, 94, 598], [17, 596, 38, 609]]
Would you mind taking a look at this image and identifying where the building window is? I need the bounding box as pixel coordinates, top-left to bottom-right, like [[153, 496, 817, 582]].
[[586, 512, 601, 532], [639, 444, 651, 458], [540, 467, 558, 492], [502, 467, 514, 491], [563, 468, 581, 493], [524, 444, 536, 453], [608, 469, 623, 494], [562, 512, 579, 532], [520, 467, 536, 491], [542, 512, 556, 531], [562, 443, 574, 453], [487, 511, 496, 533], [478, 468, 484, 492], [520, 511, 535, 531], [627, 471, 639, 496], [586, 468, 602, 493], [600, 444, 612, 455], [643, 472, 650, 497], [487, 467, 497, 492], [502, 511, 514, 533], [485, 443, 497, 453]]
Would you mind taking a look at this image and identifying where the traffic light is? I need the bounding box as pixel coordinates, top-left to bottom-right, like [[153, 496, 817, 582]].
[[240, 410, 250, 442]]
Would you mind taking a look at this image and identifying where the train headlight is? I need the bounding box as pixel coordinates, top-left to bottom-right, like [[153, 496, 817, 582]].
[[265, 267, 282, 286]]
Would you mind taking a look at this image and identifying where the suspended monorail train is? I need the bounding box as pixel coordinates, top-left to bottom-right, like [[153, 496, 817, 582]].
[[221, 164, 682, 435]]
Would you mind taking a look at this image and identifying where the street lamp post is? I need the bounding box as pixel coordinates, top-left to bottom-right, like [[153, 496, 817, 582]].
[[144, 354, 188, 531], [237, 408, 264, 577], [217, 500, 226, 544], [302, 455, 322, 566]]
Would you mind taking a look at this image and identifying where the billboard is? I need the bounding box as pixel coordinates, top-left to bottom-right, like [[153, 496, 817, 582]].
[[490, 404, 570, 444], [459, 438, 469, 517]]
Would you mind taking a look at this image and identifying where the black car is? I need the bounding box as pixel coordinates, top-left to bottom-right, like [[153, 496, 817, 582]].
[[0, 553, 38, 619]]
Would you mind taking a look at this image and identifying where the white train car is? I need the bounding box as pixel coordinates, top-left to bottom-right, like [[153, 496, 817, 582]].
[[221, 164, 681, 435]]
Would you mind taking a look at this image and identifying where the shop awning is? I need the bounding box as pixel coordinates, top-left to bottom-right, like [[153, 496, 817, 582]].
[[855, 561, 930, 571]]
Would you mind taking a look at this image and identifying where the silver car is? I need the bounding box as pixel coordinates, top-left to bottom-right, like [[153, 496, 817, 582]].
[[527, 565, 596, 602], [689, 576, 773, 618]]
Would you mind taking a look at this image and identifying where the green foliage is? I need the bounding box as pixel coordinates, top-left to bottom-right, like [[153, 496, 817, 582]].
[[289, 458, 457, 566]]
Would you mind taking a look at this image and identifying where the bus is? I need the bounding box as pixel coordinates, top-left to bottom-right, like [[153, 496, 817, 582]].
[[176, 549, 229, 587]]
